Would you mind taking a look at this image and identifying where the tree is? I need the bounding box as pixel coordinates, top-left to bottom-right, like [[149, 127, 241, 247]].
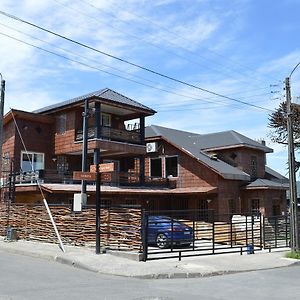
[[269, 101, 300, 148]]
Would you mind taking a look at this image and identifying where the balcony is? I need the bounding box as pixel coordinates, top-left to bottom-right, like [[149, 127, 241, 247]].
[[75, 126, 142, 145], [12, 170, 171, 188]]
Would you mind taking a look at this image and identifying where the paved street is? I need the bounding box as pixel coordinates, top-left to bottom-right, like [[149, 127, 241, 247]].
[[1, 250, 300, 300]]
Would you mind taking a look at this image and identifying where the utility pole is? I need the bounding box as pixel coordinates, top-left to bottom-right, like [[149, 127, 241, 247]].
[[0, 74, 5, 184], [285, 76, 299, 251]]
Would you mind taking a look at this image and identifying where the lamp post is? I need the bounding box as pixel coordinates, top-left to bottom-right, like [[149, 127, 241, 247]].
[[285, 62, 300, 252]]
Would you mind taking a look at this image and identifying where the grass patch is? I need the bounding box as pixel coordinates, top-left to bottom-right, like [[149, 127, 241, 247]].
[[286, 251, 300, 259]]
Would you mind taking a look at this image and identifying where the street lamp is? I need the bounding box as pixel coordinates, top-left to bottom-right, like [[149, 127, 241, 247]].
[[285, 62, 300, 252]]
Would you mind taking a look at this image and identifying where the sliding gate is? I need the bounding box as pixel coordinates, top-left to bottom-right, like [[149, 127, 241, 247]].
[[141, 210, 290, 261]]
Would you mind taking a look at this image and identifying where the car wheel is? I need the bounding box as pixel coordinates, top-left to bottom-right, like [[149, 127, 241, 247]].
[[156, 233, 169, 249]]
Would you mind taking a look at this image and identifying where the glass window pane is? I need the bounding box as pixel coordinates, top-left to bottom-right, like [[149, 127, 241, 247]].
[[165, 157, 178, 177], [150, 158, 162, 177]]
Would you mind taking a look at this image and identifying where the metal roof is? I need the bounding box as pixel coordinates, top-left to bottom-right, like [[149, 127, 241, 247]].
[[194, 130, 273, 153], [245, 179, 289, 190], [33, 88, 156, 115], [145, 125, 250, 181], [146, 125, 272, 153]]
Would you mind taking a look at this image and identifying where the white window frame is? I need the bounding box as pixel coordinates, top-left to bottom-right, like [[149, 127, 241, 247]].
[[21, 151, 45, 172]]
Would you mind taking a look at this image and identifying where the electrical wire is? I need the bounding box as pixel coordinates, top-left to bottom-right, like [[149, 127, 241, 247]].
[[0, 10, 274, 112], [54, 0, 274, 86], [0, 13, 275, 106], [84, 0, 280, 83]]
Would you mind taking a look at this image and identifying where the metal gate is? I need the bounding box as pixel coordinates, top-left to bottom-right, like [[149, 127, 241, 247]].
[[141, 210, 290, 261]]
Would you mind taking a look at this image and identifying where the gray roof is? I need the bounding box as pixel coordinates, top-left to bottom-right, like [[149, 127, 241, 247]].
[[145, 125, 250, 181], [194, 130, 273, 153], [33, 88, 156, 115], [246, 179, 289, 190], [265, 166, 288, 182], [146, 125, 272, 153]]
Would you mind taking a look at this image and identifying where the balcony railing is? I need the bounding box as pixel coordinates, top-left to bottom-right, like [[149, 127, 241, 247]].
[[12, 170, 170, 188], [75, 126, 142, 144]]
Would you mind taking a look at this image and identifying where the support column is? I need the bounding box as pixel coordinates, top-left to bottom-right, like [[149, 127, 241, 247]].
[[81, 99, 89, 205], [140, 115, 145, 144], [139, 155, 145, 186], [139, 115, 145, 185], [95, 102, 101, 139], [93, 148, 101, 254]]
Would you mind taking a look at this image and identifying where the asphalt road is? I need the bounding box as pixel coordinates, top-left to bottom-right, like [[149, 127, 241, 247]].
[[0, 250, 299, 300]]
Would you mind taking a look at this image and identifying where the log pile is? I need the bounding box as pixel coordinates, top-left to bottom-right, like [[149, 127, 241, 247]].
[[0, 203, 142, 251]]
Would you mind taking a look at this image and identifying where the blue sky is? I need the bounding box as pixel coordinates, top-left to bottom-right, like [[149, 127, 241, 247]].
[[0, 0, 300, 176]]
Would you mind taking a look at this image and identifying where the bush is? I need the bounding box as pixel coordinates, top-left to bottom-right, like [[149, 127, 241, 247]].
[[286, 251, 300, 259]]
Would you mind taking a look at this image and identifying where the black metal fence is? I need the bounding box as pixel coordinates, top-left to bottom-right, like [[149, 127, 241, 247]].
[[141, 210, 290, 261]]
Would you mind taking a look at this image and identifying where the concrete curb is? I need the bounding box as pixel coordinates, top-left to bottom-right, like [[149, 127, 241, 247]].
[[1, 240, 298, 279]]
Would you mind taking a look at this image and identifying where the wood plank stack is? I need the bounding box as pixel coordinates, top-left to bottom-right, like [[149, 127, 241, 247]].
[[0, 203, 142, 251]]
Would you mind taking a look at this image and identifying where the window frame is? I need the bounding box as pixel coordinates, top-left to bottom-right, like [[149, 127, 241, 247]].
[[101, 113, 111, 127], [165, 155, 178, 178], [21, 151, 45, 172], [56, 114, 67, 134]]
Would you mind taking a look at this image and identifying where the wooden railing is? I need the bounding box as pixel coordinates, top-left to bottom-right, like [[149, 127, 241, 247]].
[[75, 126, 142, 144], [13, 170, 170, 188]]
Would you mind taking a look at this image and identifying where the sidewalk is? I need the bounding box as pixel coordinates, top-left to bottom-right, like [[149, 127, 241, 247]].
[[0, 238, 298, 279]]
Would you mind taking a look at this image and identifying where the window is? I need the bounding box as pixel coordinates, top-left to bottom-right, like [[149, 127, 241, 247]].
[[56, 114, 66, 134], [21, 151, 44, 172], [150, 158, 162, 177], [228, 199, 236, 214], [251, 199, 260, 215], [101, 113, 111, 127], [165, 156, 178, 177], [250, 156, 257, 178]]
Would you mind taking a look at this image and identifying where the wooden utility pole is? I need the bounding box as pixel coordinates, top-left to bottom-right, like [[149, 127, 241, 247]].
[[0, 74, 5, 182], [285, 76, 299, 251]]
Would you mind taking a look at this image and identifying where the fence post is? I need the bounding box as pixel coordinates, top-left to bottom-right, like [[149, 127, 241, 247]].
[[141, 210, 148, 262], [285, 214, 289, 247], [171, 217, 174, 252], [230, 214, 233, 248], [251, 215, 254, 253], [259, 213, 263, 250], [212, 212, 215, 254], [274, 216, 278, 248]]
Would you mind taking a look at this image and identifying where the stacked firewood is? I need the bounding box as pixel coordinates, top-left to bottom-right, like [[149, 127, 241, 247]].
[[0, 203, 142, 251]]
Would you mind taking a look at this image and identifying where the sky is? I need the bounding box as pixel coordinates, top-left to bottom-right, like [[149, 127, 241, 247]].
[[0, 0, 300, 177]]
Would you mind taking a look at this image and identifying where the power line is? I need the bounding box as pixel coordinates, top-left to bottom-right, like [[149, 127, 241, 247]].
[[0, 30, 243, 110], [90, 0, 280, 83], [2, 18, 273, 104], [53, 0, 264, 85], [0, 10, 274, 112]]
